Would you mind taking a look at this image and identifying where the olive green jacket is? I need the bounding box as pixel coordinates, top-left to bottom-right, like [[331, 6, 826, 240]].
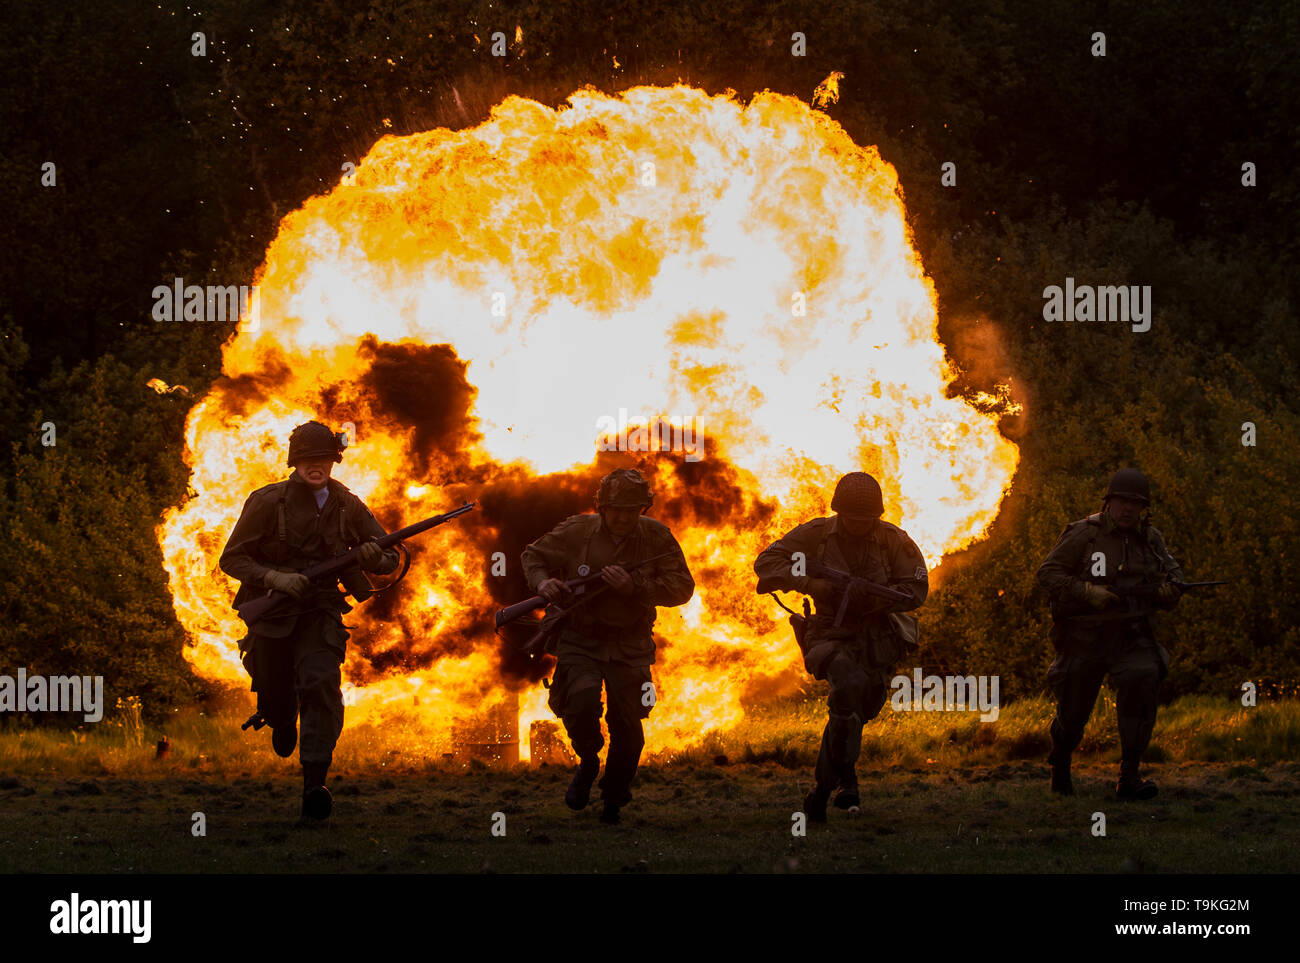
[[754, 516, 928, 671], [521, 513, 694, 665], [220, 474, 400, 613], [1036, 509, 1184, 647]]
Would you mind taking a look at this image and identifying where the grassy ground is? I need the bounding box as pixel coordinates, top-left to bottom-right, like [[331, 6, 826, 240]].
[[0, 694, 1296, 873]]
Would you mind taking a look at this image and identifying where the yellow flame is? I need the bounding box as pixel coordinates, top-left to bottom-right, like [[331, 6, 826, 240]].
[[147, 378, 190, 396], [158, 85, 1019, 758], [812, 71, 844, 109]]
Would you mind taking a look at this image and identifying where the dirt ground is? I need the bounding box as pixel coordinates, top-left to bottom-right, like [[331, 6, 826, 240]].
[[1, 759, 1296, 874]]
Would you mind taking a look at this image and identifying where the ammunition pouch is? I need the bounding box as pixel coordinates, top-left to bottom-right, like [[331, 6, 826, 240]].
[[788, 597, 813, 655], [789, 613, 809, 654], [864, 617, 910, 667], [886, 611, 920, 652], [804, 640, 838, 680]]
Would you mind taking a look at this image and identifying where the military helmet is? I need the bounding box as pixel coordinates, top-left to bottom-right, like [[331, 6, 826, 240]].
[[831, 471, 884, 520], [1103, 468, 1150, 505], [287, 421, 346, 467], [596, 468, 654, 509]]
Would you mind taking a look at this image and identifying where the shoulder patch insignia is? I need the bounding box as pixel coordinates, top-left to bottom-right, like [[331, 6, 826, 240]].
[[915, 566, 926, 581]]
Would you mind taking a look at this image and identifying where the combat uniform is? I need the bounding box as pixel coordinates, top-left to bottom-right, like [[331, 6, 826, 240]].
[[754, 515, 928, 796], [220, 473, 399, 776], [1037, 509, 1183, 784], [521, 512, 694, 810]]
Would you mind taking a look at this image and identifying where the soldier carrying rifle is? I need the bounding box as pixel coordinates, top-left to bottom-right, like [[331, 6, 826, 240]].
[[520, 468, 694, 824], [1037, 468, 1219, 801], [219, 421, 401, 822], [754, 472, 929, 822]]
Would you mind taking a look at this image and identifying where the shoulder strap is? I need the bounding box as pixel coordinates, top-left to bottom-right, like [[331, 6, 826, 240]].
[[1081, 514, 1102, 577], [276, 488, 288, 544], [1140, 517, 1161, 551], [578, 523, 595, 573], [333, 484, 359, 546]]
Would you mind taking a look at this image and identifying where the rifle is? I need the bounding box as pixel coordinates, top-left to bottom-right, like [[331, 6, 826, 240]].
[[235, 501, 477, 630], [808, 560, 915, 628], [495, 552, 675, 656], [1052, 579, 1227, 624], [495, 552, 675, 628]]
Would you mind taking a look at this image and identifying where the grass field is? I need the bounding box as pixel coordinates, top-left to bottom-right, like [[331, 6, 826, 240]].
[[0, 693, 1296, 873]]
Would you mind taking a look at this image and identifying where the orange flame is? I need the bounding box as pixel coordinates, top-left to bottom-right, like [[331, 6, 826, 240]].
[[812, 71, 844, 109], [147, 378, 190, 396], [158, 85, 1019, 760]]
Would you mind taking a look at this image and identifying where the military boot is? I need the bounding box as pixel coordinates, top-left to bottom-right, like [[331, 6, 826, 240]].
[[1049, 752, 1074, 796], [833, 778, 861, 812], [803, 784, 831, 823], [598, 800, 622, 825], [1116, 770, 1158, 801], [301, 763, 332, 821], [564, 757, 600, 811]]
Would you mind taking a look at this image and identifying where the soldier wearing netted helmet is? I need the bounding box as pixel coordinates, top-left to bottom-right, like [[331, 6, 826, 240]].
[[754, 471, 929, 822], [1037, 468, 1185, 801], [220, 421, 399, 822], [521, 468, 694, 824]]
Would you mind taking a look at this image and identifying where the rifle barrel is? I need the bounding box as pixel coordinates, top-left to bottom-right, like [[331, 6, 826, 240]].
[[236, 502, 476, 627], [294, 501, 475, 581]]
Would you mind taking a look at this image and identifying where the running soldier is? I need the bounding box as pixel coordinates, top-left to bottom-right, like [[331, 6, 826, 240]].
[[220, 421, 399, 821], [1037, 468, 1183, 800], [754, 471, 928, 821], [521, 468, 694, 824]]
